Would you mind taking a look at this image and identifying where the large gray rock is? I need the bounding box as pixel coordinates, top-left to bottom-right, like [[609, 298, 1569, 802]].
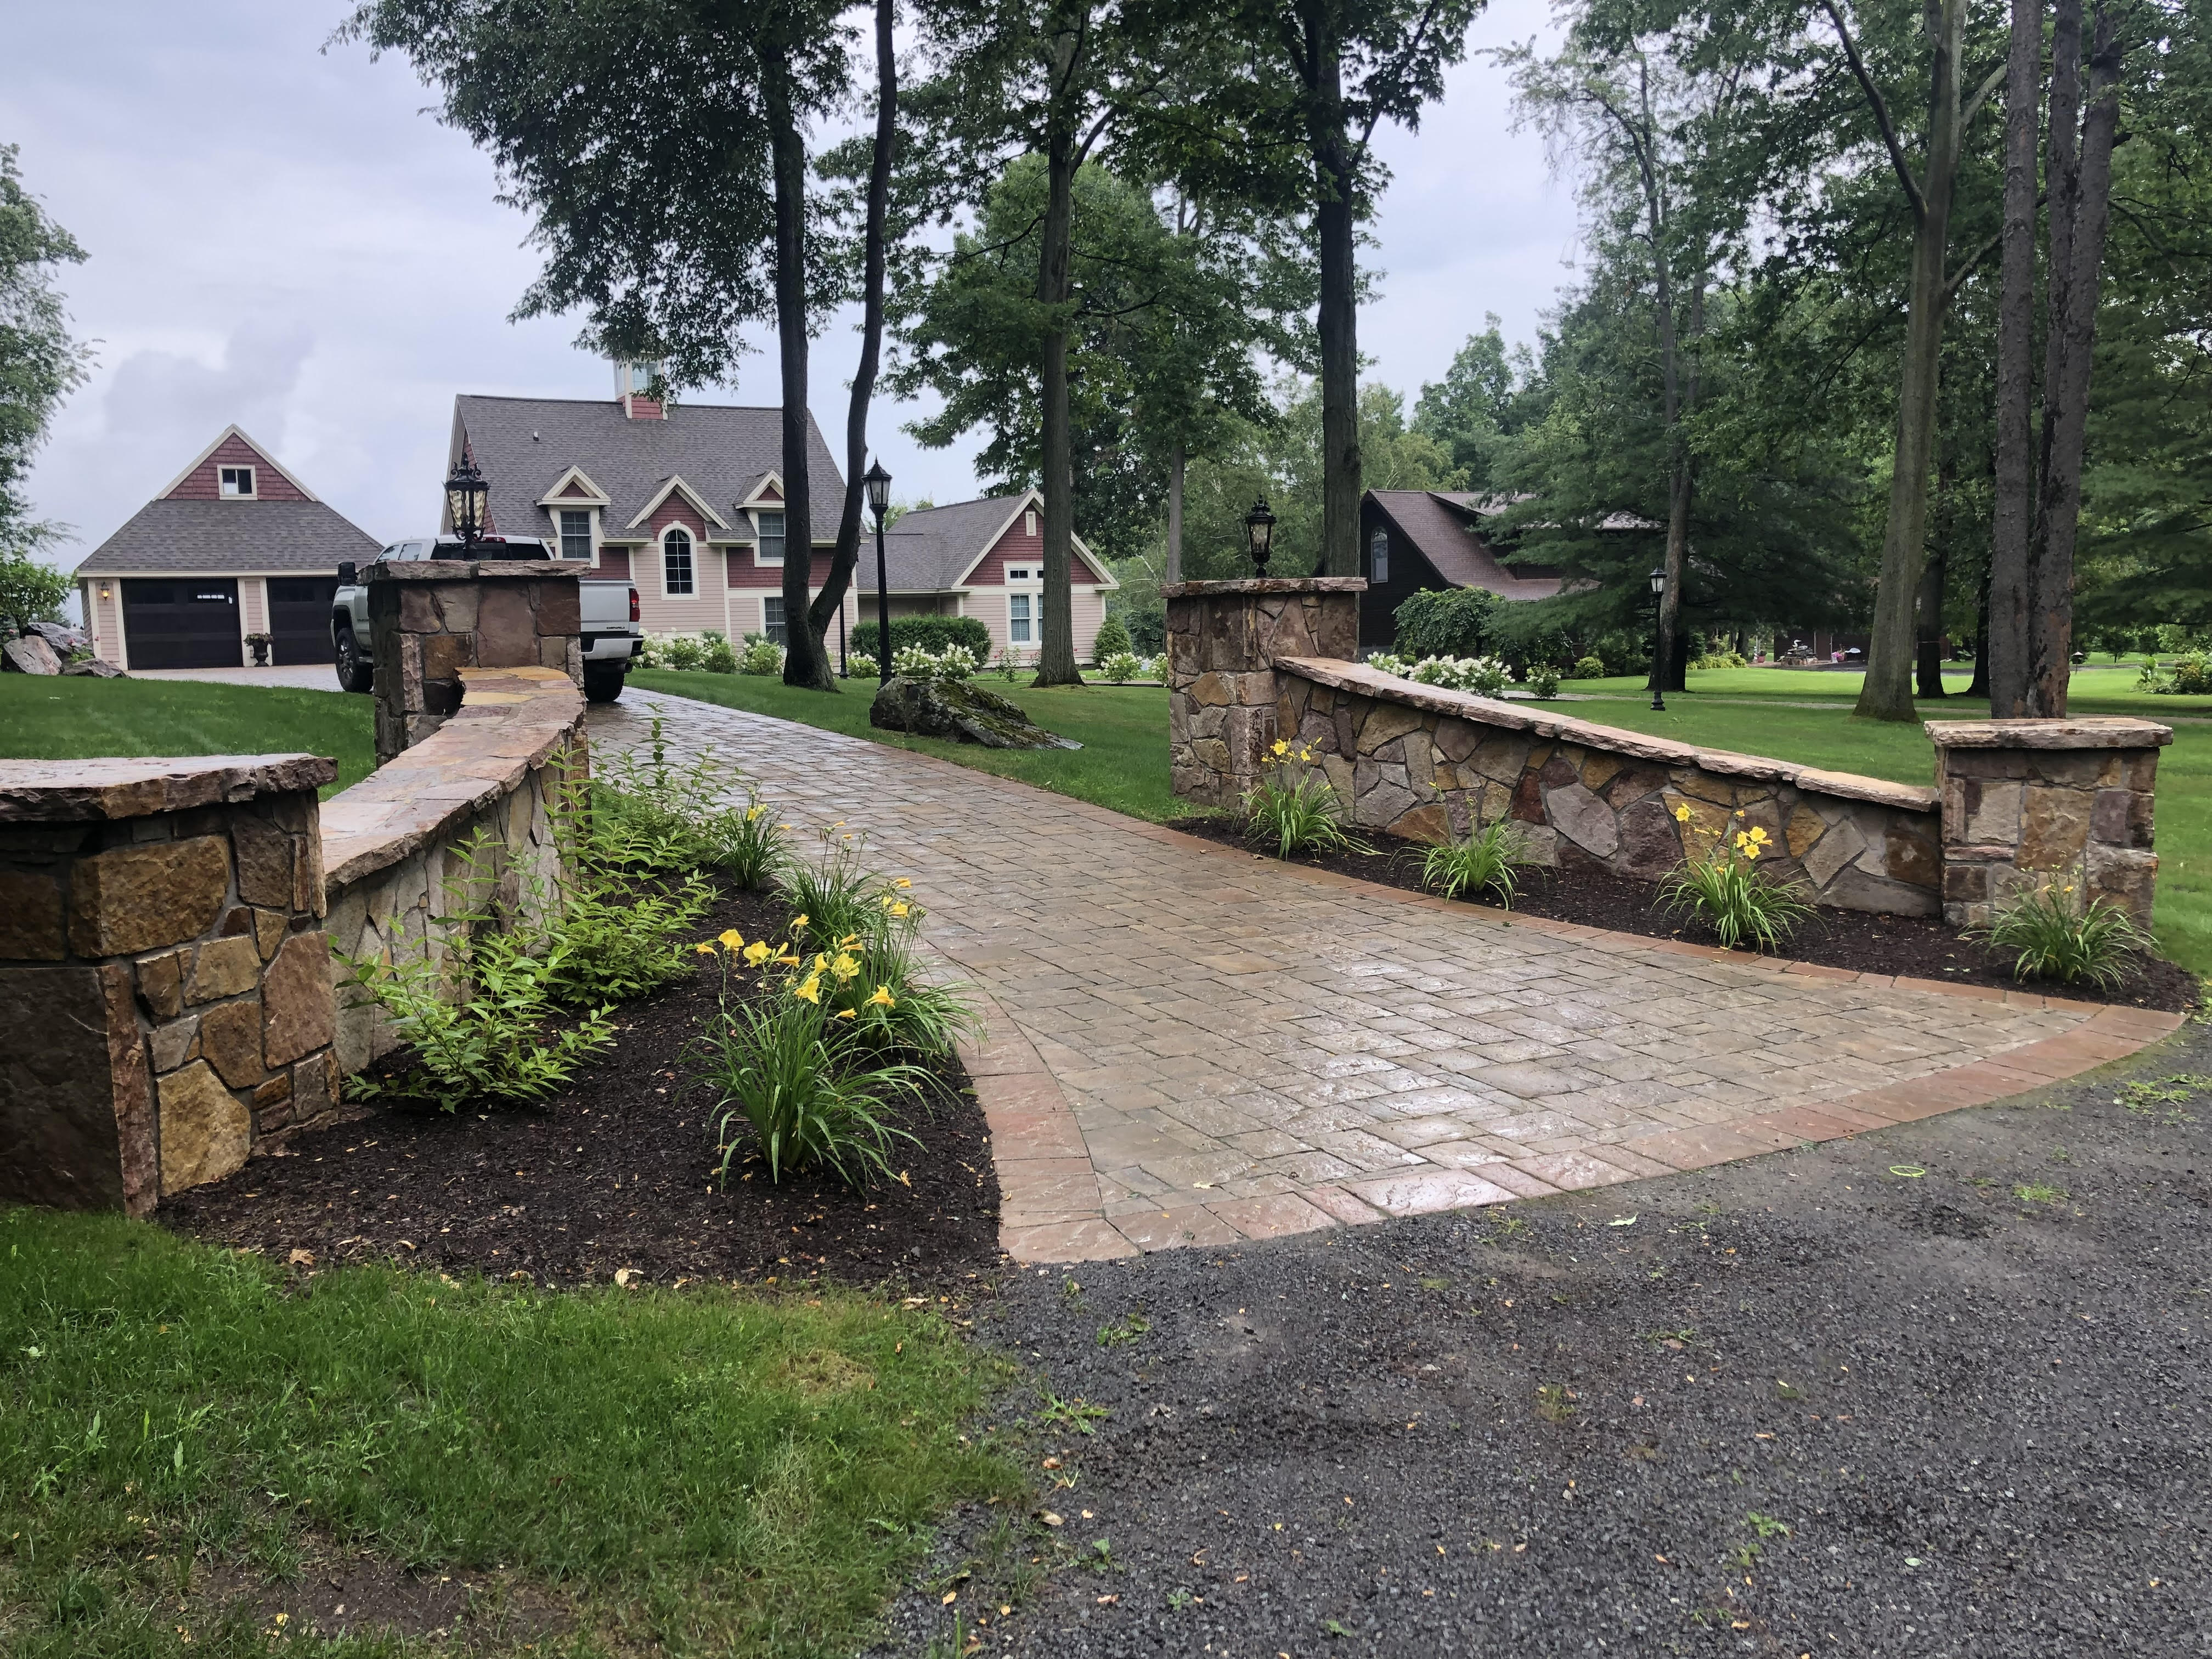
[[2, 635, 61, 675], [30, 622, 86, 654], [61, 656, 124, 677], [870, 675, 1080, 750]]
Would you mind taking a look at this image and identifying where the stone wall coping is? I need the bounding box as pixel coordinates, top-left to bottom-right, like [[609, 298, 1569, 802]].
[[1279, 656, 1940, 814], [321, 665, 582, 888], [1922, 715, 2172, 751], [0, 754, 337, 823], [1160, 577, 1369, 597], [369, 558, 571, 583]]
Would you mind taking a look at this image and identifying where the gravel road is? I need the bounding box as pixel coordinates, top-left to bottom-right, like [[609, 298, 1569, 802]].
[[879, 1020, 2212, 1658]]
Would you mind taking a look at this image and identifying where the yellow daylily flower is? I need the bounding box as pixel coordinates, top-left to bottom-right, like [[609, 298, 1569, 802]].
[[1673, 803, 1692, 823], [837, 933, 861, 949], [694, 941, 716, 955], [793, 977, 822, 1005], [867, 985, 896, 1009], [793, 914, 810, 930], [746, 804, 766, 822], [742, 941, 772, 966], [834, 1007, 857, 1019], [813, 953, 830, 973], [889, 901, 910, 918], [718, 928, 745, 950], [775, 951, 800, 967], [894, 878, 912, 889], [1272, 738, 1290, 757], [830, 953, 861, 981]]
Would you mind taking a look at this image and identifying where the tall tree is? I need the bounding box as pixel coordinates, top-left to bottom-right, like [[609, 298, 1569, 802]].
[[0, 144, 90, 560], [1412, 314, 1525, 493], [343, 0, 883, 692], [1197, 0, 1482, 578]]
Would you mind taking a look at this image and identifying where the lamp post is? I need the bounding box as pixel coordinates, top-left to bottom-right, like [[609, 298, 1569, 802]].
[[1243, 495, 1277, 576], [444, 457, 489, 551], [1648, 565, 1668, 712], [865, 459, 893, 685]]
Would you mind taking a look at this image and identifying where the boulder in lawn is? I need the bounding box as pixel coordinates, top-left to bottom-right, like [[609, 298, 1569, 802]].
[[30, 621, 86, 654], [63, 656, 126, 678], [870, 674, 1081, 750], [2, 635, 61, 675]]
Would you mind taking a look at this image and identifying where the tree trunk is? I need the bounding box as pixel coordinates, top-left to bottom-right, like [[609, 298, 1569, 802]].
[[1032, 18, 1084, 686], [1916, 534, 1949, 698], [1967, 561, 1992, 696], [1852, 0, 1966, 722], [766, 47, 832, 692], [1987, 0, 2042, 715], [2025, 0, 2124, 715], [1305, 20, 1362, 578], [807, 0, 897, 671], [1165, 439, 1184, 585]]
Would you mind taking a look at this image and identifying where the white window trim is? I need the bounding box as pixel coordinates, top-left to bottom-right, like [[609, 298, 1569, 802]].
[[659, 524, 698, 598], [554, 505, 601, 567], [760, 592, 789, 642], [1006, 589, 1037, 646], [219, 464, 257, 500], [751, 505, 788, 566], [1369, 526, 1390, 585]]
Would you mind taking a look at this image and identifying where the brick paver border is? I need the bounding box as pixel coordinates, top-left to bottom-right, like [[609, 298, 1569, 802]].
[[982, 821, 2188, 1262]]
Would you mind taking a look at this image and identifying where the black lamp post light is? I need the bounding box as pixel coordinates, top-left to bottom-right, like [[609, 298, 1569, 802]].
[[1244, 495, 1277, 577], [445, 456, 489, 551], [1648, 565, 1668, 712], [865, 458, 893, 685]]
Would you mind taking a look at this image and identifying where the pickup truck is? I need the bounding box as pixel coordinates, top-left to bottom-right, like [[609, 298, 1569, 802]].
[[331, 534, 642, 703]]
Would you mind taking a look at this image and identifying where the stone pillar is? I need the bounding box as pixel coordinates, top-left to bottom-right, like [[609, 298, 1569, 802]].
[[1163, 577, 1364, 809], [1926, 716, 2170, 928], [370, 559, 583, 765], [0, 756, 343, 1214]]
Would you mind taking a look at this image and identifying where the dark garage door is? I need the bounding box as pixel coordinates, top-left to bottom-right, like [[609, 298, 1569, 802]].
[[121, 579, 240, 669], [266, 577, 339, 666]]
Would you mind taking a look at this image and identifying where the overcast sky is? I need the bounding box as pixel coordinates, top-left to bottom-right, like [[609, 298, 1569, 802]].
[[12, 1, 1583, 580]]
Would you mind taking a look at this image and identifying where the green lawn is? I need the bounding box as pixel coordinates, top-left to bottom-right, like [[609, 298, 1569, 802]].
[[0, 676, 376, 797], [1, 1206, 1017, 1657], [628, 668, 1182, 823], [1544, 672, 2212, 977]]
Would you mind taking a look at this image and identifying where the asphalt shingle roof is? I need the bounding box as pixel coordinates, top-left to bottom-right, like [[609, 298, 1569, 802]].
[[74, 499, 381, 576], [852, 496, 1020, 594], [1370, 490, 1565, 601], [456, 394, 845, 544]]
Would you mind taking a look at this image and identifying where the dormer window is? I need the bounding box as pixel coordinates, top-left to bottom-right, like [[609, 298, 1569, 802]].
[[557, 509, 594, 561], [219, 465, 256, 499], [755, 507, 786, 566]]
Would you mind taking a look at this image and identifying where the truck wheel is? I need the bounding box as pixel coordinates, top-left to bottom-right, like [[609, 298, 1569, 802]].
[[583, 663, 625, 703], [334, 625, 374, 693]]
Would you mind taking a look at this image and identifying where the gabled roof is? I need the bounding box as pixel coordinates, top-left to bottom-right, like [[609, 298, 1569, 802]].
[[75, 499, 381, 575], [1368, 490, 1566, 601], [851, 490, 1115, 595], [454, 394, 844, 544], [156, 424, 320, 502]]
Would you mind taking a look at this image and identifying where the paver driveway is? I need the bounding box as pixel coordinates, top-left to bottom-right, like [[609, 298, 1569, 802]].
[[589, 690, 2180, 1261]]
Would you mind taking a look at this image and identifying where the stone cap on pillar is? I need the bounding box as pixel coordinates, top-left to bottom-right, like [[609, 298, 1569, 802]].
[[1161, 577, 1368, 597], [0, 755, 337, 823], [368, 558, 569, 582], [1923, 716, 2172, 750]]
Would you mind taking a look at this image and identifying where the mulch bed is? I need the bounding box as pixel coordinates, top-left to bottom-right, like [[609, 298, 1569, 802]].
[[1175, 813, 2200, 1012], [162, 888, 1005, 1290]]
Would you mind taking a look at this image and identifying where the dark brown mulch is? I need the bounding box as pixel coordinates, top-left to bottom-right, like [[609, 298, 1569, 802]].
[[161, 888, 1004, 1290], [1175, 813, 2200, 1013]]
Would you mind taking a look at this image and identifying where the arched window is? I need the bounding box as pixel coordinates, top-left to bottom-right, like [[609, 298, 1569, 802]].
[[662, 526, 695, 595], [1368, 526, 1390, 585]]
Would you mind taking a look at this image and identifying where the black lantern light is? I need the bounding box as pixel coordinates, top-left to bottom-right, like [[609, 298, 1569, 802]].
[[864, 460, 894, 685], [1244, 495, 1277, 575], [445, 456, 489, 549], [1647, 566, 1668, 712], [1649, 566, 1666, 599]]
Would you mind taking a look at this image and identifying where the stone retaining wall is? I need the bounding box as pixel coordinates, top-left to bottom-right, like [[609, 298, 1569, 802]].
[[1280, 657, 1943, 915], [371, 558, 583, 764], [0, 755, 343, 1213], [324, 664, 586, 1072]]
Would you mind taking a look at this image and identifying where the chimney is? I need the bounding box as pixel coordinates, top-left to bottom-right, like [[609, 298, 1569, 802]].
[[613, 358, 666, 420]]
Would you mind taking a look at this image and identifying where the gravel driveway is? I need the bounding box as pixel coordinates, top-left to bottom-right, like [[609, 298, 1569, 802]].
[[879, 1019, 2212, 1658]]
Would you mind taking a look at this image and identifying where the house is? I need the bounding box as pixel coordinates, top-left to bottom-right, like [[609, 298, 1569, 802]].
[[74, 427, 381, 669], [854, 492, 1117, 663], [452, 369, 1116, 660], [1358, 490, 1567, 650]]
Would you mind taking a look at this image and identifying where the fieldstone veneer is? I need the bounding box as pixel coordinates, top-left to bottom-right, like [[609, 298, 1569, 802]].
[[324, 664, 585, 1071], [371, 557, 584, 764], [0, 755, 342, 1213]]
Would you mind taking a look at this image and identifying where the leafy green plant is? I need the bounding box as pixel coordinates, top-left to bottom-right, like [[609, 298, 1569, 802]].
[[1392, 586, 1499, 658], [1657, 805, 1813, 951], [849, 885, 981, 1059], [1418, 820, 1533, 907], [1097, 650, 1146, 683], [1244, 738, 1370, 860], [1973, 878, 2152, 988], [662, 633, 704, 670], [853, 614, 994, 664], [1096, 1312, 1150, 1348], [996, 644, 1023, 680], [700, 630, 738, 674], [595, 708, 789, 887], [845, 649, 879, 679], [1525, 662, 1562, 698], [1572, 653, 1608, 680], [1091, 612, 1132, 661], [1039, 1393, 1111, 1434], [738, 636, 784, 675], [779, 828, 883, 953]]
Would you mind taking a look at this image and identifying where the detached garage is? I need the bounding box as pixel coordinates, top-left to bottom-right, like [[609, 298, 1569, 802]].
[[75, 426, 380, 673]]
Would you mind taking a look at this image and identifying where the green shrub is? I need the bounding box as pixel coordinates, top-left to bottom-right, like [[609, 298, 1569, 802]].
[[850, 885, 982, 1059], [1124, 606, 1165, 656], [1526, 663, 1563, 698], [663, 634, 704, 670], [738, 636, 785, 675], [540, 776, 716, 1003], [852, 615, 992, 664], [1392, 588, 1498, 658], [845, 650, 879, 679], [2146, 652, 2212, 695], [1244, 740, 1370, 860], [778, 828, 883, 956], [1657, 808, 1812, 952], [1418, 820, 1533, 907], [1973, 879, 2152, 987], [1572, 654, 1608, 680], [996, 644, 1023, 680], [699, 630, 738, 674], [1097, 651, 1146, 683], [1092, 613, 1132, 662], [596, 708, 789, 888]]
